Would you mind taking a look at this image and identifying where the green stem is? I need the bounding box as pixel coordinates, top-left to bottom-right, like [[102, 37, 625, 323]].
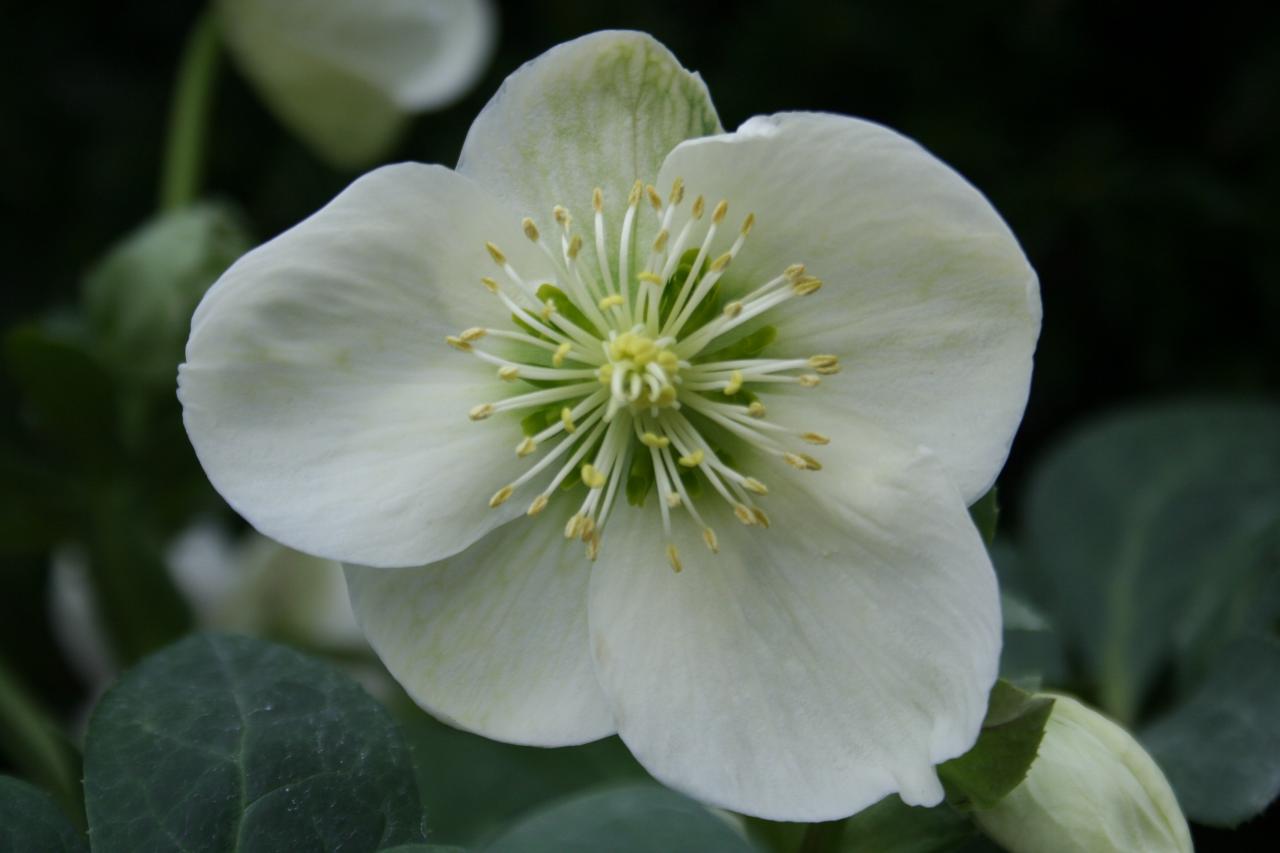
[[158, 10, 221, 210], [0, 657, 85, 828], [798, 819, 846, 853]]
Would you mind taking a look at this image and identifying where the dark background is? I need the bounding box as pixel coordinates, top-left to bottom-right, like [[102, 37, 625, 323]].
[[2, 0, 1276, 847]]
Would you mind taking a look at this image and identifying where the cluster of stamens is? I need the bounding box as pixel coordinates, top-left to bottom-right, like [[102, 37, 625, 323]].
[[446, 177, 838, 572]]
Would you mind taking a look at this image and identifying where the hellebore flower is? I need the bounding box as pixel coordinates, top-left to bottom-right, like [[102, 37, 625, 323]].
[[179, 31, 1041, 820], [975, 695, 1193, 853]]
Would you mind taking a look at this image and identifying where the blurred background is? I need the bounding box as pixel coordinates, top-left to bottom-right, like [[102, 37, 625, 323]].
[[2, 1, 1276, 850]]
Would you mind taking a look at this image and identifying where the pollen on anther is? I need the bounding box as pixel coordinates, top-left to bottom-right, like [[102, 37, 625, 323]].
[[480, 276, 499, 293], [741, 213, 755, 235], [702, 528, 719, 553], [670, 177, 685, 205], [516, 436, 537, 457], [710, 252, 733, 273], [553, 205, 570, 226], [627, 180, 643, 206], [752, 507, 771, 528], [527, 494, 549, 516], [666, 543, 683, 573], [598, 294, 625, 310], [743, 477, 768, 495], [747, 401, 767, 418], [799, 374, 822, 387], [567, 235, 583, 259], [652, 229, 669, 252], [489, 485, 514, 508], [733, 503, 756, 525], [723, 301, 743, 318], [793, 276, 823, 296], [592, 187, 604, 212], [552, 342, 572, 367], [485, 241, 506, 265], [581, 464, 606, 488], [469, 403, 494, 421], [809, 355, 840, 374], [678, 449, 704, 467], [445, 336, 472, 352], [561, 407, 577, 433], [498, 365, 519, 381], [666, 492, 682, 508], [521, 218, 539, 241], [640, 432, 670, 448], [802, 432, 831, 445], [712, 200, 728, 224], [724, 370, 744, 396], [646, 185, 662, 211], [691, 195, 705, 219]]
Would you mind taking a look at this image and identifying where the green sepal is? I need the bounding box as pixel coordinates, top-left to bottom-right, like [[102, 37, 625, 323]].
[[938, 679, 1055, 810], [512, 313, 553, 343], [537, 283, 600, 339], [969, 487, 1000, 545], [681, 280, 722, 335], [521, 404, 562, 437], [698, 325, 778, 363], [657, 248, 700, 326]]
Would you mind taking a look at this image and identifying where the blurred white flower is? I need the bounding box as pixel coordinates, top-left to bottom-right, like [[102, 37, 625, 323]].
[[179, 31, 1040, 820], [975, 694, 1193, 853], [218, 0, 497, 167]]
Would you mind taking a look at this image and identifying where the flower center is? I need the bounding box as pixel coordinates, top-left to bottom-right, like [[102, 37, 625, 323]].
[[446, 178, 836, 572]]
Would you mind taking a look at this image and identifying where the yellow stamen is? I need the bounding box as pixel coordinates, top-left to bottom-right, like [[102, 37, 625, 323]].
[[527, 494, 549, 516], [445, 336, 472, 352], [702, 527, 719, 554], [691, 195, 705, 219], [743, 477, 768, 495], [598, 294, 625, 310], [733, 503, 756, 525], [565, 514, 583, 538], [785, 263, 806, 280], [561, 407, 577, 433], [553, 205, 570, 227], [586, 533, 600, 561], [516, 437, 537, 457], [592, 187, 604, 212], [712, 200, 728, 224], [666, 543, 683, 573], [709, 252, 733, 273], [752, 507, 771, 528], [627, 180, 643, 206], [809, 355, 840, 374], [637, 271, 664, 285], [741, 213, 755, 235], [488, 485, 513, 508], [802, 432, 830, 445], [723, 301, 743, 318], [640, 432, 670, 448], [793, 276, 823, 296], [460, 327, 486, 342], [539, 299, 555, 321], [678, 450, 704, 467], [798, 374, 821, 388], [747, 401, 767, 418], [670, 177, 685, 205], [666, 492, 682, 508], [498, 365, 519, 381], [485, 241, 506, 265], [651, 229, 669, 252], [552, 342, 572, 367], [521, 217, 539, 241], [581, 463, 606, 488], [724, 370, 744, 396], [469, 403, 494, 421], [646, 185, 662, 211], [480, 276, 499, 293], [567, 235, 583, 258]]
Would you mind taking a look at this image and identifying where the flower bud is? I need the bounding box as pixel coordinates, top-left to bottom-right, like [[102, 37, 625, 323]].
[[975, 694, 1192, 853]]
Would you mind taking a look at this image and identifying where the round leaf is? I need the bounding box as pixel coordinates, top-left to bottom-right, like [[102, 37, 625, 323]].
[[0, 776, 85, 853]]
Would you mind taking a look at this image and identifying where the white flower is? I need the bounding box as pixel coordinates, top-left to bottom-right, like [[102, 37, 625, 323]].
[[218, 0, 497, 167], [975, 695, 1193, 853], [179, 31, 1040, 820]]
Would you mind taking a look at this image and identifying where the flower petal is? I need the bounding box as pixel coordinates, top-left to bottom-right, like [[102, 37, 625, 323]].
[[180, 163, 553, 568], [219, 0, 497, 167], [345, 505, 614, 746], [588, 422, 1000, 821], [657, 112, 1041, 502], [458, 30, 721, 275]]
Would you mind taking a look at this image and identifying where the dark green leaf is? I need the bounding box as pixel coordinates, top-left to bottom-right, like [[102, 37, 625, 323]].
[[84, 634, 427, 852], [537, 283, 601, 339], [396, 700, 648, 845], [83, 203, 250, 386], [0, 776, 85, 853], [382, 847, 467, 853], [483, 784, 756, 853], [836, 795, 977, 853], [1140, 634, 1280, 827], [939, 681, 1054, 810], [968, 488, 999, 545], [698, 325, 777, 363], [0, 658, 84, 828], [1022, 401, 1280, 723]]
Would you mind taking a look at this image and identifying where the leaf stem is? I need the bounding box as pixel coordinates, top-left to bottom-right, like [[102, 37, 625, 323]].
[[158, 10, 221, 210], [0, 656, 85, 828]]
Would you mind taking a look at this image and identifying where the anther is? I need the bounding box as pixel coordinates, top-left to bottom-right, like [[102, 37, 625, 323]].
[[702, 527, 719, 553], [480, 276, 499, 293], [598, 294, 625, 310], [809, 355, 840, 374], [733, 503, 756, 525], [747, 401, 767, 418], [592, 188, 604, 212], [489, 485, 514, 508], [498, 365, 520, 381], [802, 432, 831, 445], [666, 543, 683, 573], [799, 374, 822, 387], [678, 450, 704, 467], [527, 494, 549, 516], [552, 342, 572, 367], [741, 213, 755, 235], [565, 514, 583, 538], [742, 477, 768, 495], [516, 436, 537, 457], [724, 370, 744, 396], [712, 200, 728, 224], [710, 252, 733, 273], [752, 507, 771, 528], [798, 453, 822, 471], [586, 534, 600, 561], [445, 336, 472, 352], [521, 218, 539, 241], [784, 263, 806, 280], [723, 301, 743, 318], [567, 235, 583, 258], [793, 276, 823, 296], [581, 463, 607, 489], [670, 177, 685, 205], [640, 432, 670, 448], [666, 492, 682, 508], [561, 407, 577, 433], [485, 241, 506, 265], [469, 403, 494, 421], [646, 185, 662, 211], [784, 452, 822, 471], [691, 196, 705, 219], [627, 180, 643, 206], [578, 516, 596, 541], [553, 205, 570, 227], [652, 229, 669, 252], [539, 299, 556, 321], [637, 272, 664, 285]]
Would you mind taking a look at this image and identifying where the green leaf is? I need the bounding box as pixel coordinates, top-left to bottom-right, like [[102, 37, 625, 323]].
[[538, 283, 601, 339], [698, 325, 777, 363], [82, 203, 250, 387], [482, 784, 756, 853], [382, 847, 467, 853], [836, 795, 977, 853], [0, 658, 84, 828], [395, 700, 648, 846], [1022, 401, 1280, 723], [83, 634, 427, 852], [968, 488, 999, 545], [0, 776, 85, 853], [939, 680, 1055, 810], [1140, 634, 1280, 827]]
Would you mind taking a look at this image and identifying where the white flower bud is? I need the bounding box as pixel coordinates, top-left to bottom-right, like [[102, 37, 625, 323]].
[[975, 694, 1192, 853]]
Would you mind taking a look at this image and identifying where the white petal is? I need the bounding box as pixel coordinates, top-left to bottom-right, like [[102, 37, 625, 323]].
[[346, 505, 614, 746], [458, 31, 720, 275], [180, 163, 553, 568], [588, 422, 1000, 821], [657, 112, 1041, 502], [219, 0, 497, 167]]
